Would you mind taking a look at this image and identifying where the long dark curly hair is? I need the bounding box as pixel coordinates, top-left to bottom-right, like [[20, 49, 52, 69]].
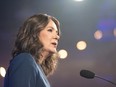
[[12, 13, 61, 76]]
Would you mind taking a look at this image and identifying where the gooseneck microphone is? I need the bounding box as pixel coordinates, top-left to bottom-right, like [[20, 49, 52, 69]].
[[80, 70, 116, 85]]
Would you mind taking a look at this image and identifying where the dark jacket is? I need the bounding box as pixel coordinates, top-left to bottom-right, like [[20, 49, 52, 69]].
[[4, 53, 51, 87]]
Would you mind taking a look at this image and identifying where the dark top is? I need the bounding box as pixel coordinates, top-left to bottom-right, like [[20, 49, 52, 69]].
[[4, 53, 51, 87]]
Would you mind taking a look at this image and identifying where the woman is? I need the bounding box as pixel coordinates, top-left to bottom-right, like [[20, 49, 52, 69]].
[[4, 13, 61, 87]]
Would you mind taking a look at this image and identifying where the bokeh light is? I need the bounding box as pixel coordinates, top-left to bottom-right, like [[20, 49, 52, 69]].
[[0, 67, 6, 77], [113, 28, 116, 37], [74, 0, 84, 2], [94, 30, 103, 40], [76, 41, 87, 50], [58, 49, 68, 59]]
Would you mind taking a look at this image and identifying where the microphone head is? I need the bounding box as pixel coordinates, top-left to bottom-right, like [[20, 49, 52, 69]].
[[80, 70, 95, 79]]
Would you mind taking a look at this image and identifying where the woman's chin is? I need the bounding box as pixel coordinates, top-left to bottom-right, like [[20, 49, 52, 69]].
[[49, 49, 57, 54], [43, 48, 57, 54]]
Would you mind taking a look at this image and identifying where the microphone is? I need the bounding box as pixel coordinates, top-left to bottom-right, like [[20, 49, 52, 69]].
[[80, 70, 116, 85]]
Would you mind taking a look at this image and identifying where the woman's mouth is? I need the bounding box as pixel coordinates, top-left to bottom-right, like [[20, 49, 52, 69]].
[[51, 42, 57, 47]]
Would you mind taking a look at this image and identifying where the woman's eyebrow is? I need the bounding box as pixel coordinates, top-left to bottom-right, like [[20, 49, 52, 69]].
[[47, 26, 58, 31]]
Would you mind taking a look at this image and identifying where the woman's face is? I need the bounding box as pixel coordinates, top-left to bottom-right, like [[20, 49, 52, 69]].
[[39, 19, 60, 53]]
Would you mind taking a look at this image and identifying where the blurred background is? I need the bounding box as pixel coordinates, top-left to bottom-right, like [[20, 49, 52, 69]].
[[0, 0, 116, 87]]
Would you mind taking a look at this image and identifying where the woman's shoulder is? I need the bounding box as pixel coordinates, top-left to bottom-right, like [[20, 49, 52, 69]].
[[14, 53, 34, 61], [10, 53, 37, 69], [12, 53, 34, 62]]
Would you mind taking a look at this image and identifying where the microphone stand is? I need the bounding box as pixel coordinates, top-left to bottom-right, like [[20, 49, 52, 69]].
[[95, 75, 116, 85]]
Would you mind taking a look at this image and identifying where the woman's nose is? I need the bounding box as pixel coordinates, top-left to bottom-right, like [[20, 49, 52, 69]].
[[54, 34, 60, 40], [56, 35, 60, 40]]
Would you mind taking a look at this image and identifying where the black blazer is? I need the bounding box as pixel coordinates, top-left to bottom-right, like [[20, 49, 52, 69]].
[[4, 53, 51, 87]]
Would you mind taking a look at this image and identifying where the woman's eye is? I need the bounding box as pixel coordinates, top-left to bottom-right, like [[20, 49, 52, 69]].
[[48, 29, 53, 32]]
